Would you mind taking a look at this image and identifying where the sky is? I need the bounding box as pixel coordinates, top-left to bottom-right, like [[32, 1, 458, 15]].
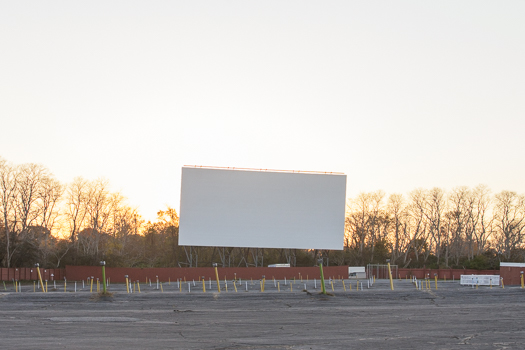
[[1, 1, 524, 222]]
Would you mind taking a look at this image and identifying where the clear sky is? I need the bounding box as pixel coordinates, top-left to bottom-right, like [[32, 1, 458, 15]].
[[1, 1, 524, 222]]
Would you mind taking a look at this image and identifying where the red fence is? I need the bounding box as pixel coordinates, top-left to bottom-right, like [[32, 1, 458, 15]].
[[0, 267, 64, 281], [4, 265, 520, 285], [65, 265, 349, 284]]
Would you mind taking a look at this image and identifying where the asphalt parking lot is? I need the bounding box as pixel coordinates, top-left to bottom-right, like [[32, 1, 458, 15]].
[[1, 279, 524, 349]]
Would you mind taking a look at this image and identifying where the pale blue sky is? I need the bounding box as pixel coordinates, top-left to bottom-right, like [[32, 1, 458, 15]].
[[1, 1, 524, 221]]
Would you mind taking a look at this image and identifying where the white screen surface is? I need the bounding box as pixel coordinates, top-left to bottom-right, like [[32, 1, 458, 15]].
[[179, 167, 346, 250]]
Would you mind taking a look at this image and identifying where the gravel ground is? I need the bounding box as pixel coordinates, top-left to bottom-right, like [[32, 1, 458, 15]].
[[1, 279, 524, 349]]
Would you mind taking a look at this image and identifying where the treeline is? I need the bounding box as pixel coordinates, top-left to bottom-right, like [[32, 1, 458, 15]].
[[1, 157, 524, 269], [344, 187, 524, 270]]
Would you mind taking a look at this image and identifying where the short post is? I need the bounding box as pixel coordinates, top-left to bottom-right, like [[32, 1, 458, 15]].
[[387, 259, 394, 290], [213, 263, 221, 293], [521, 271, 524, 289], [100, 261, 107, 294], [318, 259, 327, 295], [434, 273, 438, 290], [35, 264, 45, 293], [125, 275, 129, 293]]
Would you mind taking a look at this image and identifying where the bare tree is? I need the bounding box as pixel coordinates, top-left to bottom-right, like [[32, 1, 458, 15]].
[[407, 188, 431, 264], [387, 193, 410, 264], [16, 164, 48, 233], [0, 158, 19, 267], [424, 188, 447, 266], [65, 177, 90, 243], [493, 191, 525, 260], [447, 187, 470, 266], [472, 185, 493, 256]]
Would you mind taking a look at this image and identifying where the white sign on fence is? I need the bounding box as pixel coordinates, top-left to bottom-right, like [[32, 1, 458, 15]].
[[460, 275, 500, 286]]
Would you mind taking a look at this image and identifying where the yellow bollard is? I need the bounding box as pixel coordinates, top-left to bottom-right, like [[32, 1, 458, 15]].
[[64, 280, 67, 292], [15, 281, 18, 293], [35, 265, 45, 293], [233, 281, 238, 293], [343, 280, 346, 291], [45, 280, 48, 293], [137, 281, 141, 293], [277, 281, 280, 292], [330, 280, 334, 291], [490, 279, 492, 289], [90, 278, 93, 293], [356, 280, 359, 291], [202, 278, 206, 293], [33, 281, 36, 293], [435, 275, 438, 290], [179, 280, 181, 292], [260, 280, 263, 292], [290, 283, 293, 292], [521, 273, 524, 289], [373, 275, 375, 283], [213, 264, 221, 293], [125, 276, 129, 293], [444, 275, 447, 281], [501, 278, 504, 289], [160, 282, 164, 293], [97, 279, 100, 293], [387, 262, 394, 291]]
